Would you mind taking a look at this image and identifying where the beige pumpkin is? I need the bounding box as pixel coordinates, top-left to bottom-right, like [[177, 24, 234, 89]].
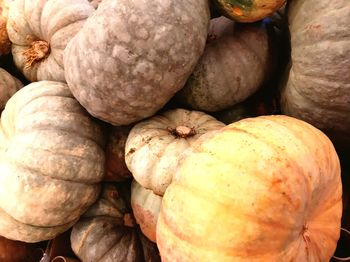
[[125, 108, 225, 196], [176, 16, 272, 112], [0, 68, 22, 110], [0, 81, 105, 242], [131, 180, 162, 243], [6, 0, 94, 82], [156, 115, 342, 261]]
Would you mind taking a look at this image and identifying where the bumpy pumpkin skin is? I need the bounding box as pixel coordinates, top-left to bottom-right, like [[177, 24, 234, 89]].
[[0, 68, 22, 110], [157, 115, 342, 261], [131, 180, 162, 243], [0, 81, 105, 243], [71, 184, 160, 262], [125, 108, 225, 196], [176, 16, 271, 112], [281, 0, 350, 148], [0, 0, 13, 55], [64, 0, 210, 126], [6, 0, 94, 82], [213, 0, 286, 22]]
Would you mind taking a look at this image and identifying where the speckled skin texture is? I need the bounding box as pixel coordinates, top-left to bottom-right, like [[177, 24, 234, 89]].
[[71, 184, 160, 262], [6, 0, 94, 82], [131, 180, 162, 243], [177, 16, 271, 112], [0, 81, 105, 242], [281, 0, 350, 148], [125, 108, 225, 196], [0, 68, 23, 110], [64, 0, 210, 125]]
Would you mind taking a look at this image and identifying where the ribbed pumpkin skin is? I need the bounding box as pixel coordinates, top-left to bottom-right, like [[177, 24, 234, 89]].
[[0, 0, 12, 55], [6, 0, 94, 82], [125, 108, 225, 196], [64, 0, 210, 126], [176, 17, 271, 112], [0, 81, 105, 243], [213, 0, 286, 22], [281, 0, 350, 148], [131, 180, 162, 243], [157, 115, 342, 262], [71, 184, 160, 262], [0, 68, 22, 110]]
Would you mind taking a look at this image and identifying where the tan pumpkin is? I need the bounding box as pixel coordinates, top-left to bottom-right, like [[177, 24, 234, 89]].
[[0, 0, 12, 55], [176, 16, 272, 112], [105, 126, 132, 182], [280, 0, 350, 148], [71, 183, 160, 262], [6, 0, 94, 82], [125, 108, 225, 196], [64, 0, 210, 125], [0, 68, 22, 110], [131, 180, 162, 243], [157, 115, 342, 261], [0, 81, 105, 242]]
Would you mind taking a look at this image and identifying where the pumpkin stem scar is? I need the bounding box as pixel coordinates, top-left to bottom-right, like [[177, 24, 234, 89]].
[[302, 224, 311, 247], [167, 126, 196, 138], [23, 40, 50, 69], [332, 228, 350, 261], [123, 213, 136, 227]]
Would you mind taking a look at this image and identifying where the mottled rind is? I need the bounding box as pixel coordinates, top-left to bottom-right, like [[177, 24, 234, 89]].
[[64, 0, 210, 125], [281, 0, 350, 148], [157, 115, 342, 261], [0, 81, 105, 242], [177, 17, 271, 112], [6, 0, 94, 82], [125, 108, 225, 196], [0, 68, 23, 110]]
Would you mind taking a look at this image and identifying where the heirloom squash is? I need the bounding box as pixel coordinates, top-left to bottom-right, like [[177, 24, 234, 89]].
[[157, 115, 342, 261], [0, 81, 105, 242], [0, 68, 22, 110], [212, 0, 286, 22], [0, 0, 12, 55], [71, 183, 160, 262], [64, 0, 210, 125], [6, 0, 94, 82], [281, 0, 350, 148], [176, 16, 272, 112], [131, 180, 162, 243], [125, 108, 225, 196]]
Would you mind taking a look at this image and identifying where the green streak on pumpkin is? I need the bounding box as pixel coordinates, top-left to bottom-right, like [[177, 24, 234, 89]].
[[218, 0, 254, 10]]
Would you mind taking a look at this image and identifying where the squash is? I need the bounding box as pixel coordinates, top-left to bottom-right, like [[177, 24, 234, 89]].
[[0, 0, 12, 55], [131, 180, 162, 243], [71, 183, 160, 262], [176, 16, 272, 112], [0, 68, 22, 110], [0, 81, 105, 243], [280, 0, 350, 148], [212, 0, 286, 22], [64, 0, 210, 125], [157, 115, 342, 261], [0, 236, 39, 262], [125, 108, 225, 196], [105, 126, 132, 182], [6, 0, 94, 82]]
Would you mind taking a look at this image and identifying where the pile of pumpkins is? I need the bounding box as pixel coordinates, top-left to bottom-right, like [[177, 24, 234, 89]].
[[0, 0, 349, 261]]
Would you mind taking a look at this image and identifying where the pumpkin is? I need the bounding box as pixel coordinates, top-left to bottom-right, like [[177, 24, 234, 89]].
[[175, 16, 272, 112], [125, 108, 225, 196], [157, 115, 342, 261], [71, 183, 161, 262], [280, 0, 350, 148], [131, 180, 162, 243], [0, 236, 40, 262], [6, 0, 94, 82], [212, 0, 286, 23], [105, 126, 132, 182], [64, 0, 210, 125], [0, 68, 22, 110], [0, 81, 105, 243], [0, 0, 12, 55]]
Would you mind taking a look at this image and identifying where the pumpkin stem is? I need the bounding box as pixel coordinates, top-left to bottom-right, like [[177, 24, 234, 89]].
[[168, 126, 196, 138], [332, 228, 350, 261], [23, 40, 50, 69], [123, 213, 136, 227]]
